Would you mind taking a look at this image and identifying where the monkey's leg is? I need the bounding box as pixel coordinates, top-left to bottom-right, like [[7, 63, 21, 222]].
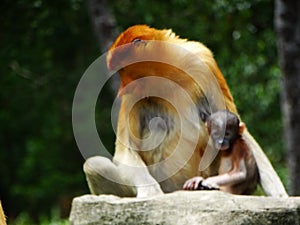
[[83, 156, 136, 197]]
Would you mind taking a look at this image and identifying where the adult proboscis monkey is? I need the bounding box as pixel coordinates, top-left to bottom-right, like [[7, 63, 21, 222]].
[[83, 25, 287, 198]]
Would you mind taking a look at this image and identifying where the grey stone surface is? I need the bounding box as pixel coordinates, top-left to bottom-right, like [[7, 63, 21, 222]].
[[69, 191, 300, 225]]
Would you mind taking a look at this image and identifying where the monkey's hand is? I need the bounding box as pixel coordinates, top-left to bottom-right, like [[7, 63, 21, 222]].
[[183, 176, 204, 190], [200, 179, 220, 190], [183, 177, 220, 191]]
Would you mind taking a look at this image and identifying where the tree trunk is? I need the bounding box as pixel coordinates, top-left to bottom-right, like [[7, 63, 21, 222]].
[[85, 0, 120, 94], [275, 0, 300, 195], [85, 0, 118, 52]]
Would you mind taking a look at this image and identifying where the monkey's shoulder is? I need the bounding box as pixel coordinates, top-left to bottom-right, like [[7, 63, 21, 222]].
[[231, 138, 250, 155]]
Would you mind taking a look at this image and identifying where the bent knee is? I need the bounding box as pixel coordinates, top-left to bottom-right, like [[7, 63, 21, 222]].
[[83, 156, 115, 176]]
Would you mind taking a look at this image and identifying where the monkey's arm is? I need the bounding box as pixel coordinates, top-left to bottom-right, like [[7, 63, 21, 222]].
[[203, 170, 246, 187], [184, 160, 247, 191], [113, 103, 164, 198], [202, 158, 247, 187]]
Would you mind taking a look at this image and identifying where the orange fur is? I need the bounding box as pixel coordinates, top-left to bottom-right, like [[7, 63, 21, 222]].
[[222, 137, 258, 194], [107, 25, 236, 110]]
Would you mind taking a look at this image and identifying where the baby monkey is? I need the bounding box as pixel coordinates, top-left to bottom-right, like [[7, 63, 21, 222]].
[[183, 110, 259, 194]]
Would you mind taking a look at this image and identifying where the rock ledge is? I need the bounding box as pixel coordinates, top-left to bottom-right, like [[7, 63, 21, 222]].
[[69, 191, 300, 225]]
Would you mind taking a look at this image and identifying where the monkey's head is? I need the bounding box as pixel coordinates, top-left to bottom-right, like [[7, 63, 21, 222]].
[[107, 25, 174, 72], [203, 110, 245, 150], [106, 25, 195, 97]]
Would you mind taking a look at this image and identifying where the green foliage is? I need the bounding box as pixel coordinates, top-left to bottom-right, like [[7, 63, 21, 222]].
[[1, 0, 97, 220], [1, 0, 286, 222], [10, 208, 68, 225]]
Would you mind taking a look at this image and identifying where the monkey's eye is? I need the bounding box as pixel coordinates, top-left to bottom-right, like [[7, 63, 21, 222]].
[[225, 131, 231, 137], [132, 39, 142, 44], [132, 39, 147, 47]]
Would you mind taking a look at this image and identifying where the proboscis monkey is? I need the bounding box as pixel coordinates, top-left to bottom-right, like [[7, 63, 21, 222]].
[[183, 110, 259, 194], [83, 25, 287, 198]]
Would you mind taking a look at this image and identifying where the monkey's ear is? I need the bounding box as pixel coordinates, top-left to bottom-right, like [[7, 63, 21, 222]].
[[239, 122, 245, 135]]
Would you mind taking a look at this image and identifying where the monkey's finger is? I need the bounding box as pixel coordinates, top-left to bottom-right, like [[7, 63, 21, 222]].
[[193, 177, 204, 190], [183, 181, 191, 190], [184, 177, 201, 190], [188, 181, 195, 190]]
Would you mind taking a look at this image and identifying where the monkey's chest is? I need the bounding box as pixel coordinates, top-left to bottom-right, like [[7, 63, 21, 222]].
[[218, 156, 233, 174], [137, 105, 178, 165], [129, 97, 203, 183]]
